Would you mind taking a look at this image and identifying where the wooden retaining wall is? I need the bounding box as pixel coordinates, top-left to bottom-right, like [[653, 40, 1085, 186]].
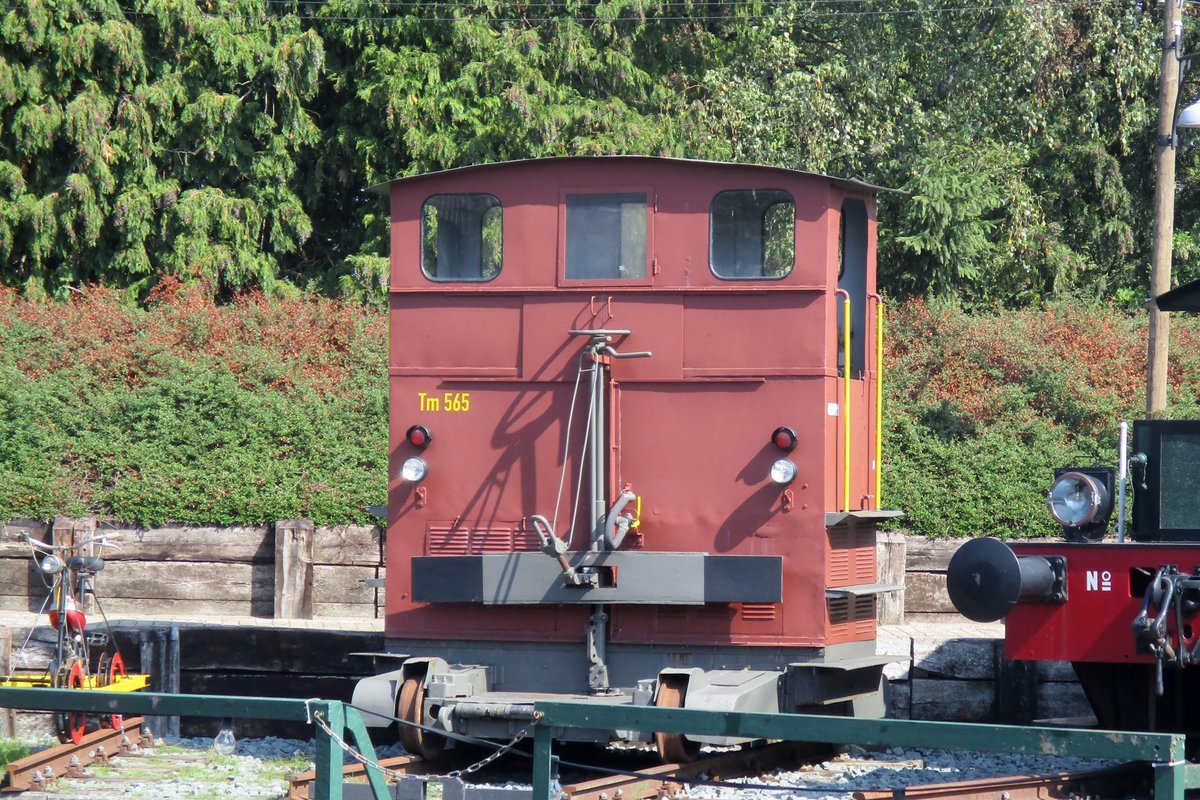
[[0, 517, 384, 620]]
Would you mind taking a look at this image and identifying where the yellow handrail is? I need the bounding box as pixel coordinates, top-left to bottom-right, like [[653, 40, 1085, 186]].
[[872, 295, 884, 509], [836, 289, 851, 513]]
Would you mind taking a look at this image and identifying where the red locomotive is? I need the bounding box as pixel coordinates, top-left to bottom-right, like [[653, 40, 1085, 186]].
[[948, 277, 1200, 732], [352, 156, 900, 758]]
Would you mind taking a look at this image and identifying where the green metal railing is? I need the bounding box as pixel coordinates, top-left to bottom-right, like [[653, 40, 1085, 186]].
[[0, 687, 389, 800], [10, 688, 1200, 800], [531, 701, 1200, 800]]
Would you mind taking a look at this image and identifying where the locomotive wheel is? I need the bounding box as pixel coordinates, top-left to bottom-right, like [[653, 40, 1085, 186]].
[[105, 652, 126, 730], [57, 661, 88, 745], [654, 676, 699, 763], [398, 675, 446, 760]]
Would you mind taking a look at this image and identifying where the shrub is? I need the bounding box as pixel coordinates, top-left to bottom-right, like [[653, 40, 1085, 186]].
[[0, 286, 387, 525], [884, 297, 1200, 538]]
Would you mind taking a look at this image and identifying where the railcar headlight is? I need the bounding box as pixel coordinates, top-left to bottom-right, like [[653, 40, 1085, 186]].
[[1046, 468, 1113, 541], [769, 459, 797, 485], [39, 554, 64, 575], [400, 456, 428, 483]]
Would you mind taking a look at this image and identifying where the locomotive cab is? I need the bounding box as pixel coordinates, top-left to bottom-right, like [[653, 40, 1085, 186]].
[[352, 157, 902, 758]]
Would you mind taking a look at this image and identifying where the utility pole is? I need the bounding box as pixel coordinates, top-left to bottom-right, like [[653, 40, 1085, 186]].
[[1148, 0, 1182, 416]]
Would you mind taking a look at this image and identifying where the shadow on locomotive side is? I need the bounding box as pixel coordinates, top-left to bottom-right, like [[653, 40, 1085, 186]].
[[948, 276, 1200, 733], [350, 156, 904, 760]]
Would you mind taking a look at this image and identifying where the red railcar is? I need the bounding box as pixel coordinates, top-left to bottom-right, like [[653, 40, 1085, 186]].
[[353, 156, 899, 757], [947, 276, 1200, 732]]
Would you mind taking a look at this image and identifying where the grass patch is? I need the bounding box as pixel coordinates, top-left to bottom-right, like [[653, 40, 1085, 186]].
[[0, 738, 31, 767]]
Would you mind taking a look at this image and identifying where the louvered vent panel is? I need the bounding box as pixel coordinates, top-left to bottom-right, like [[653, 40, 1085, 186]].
[[827, 594, 876, 644], [426, 526, 535, 554], [426, 527, 471, 555], [740, 603, 777, 622], [827, 596, 850, 625], [477, 528, 515, 553], [827, 529, 877, 586], [513, 530, 542, 551], [827, 529, 853, 585]]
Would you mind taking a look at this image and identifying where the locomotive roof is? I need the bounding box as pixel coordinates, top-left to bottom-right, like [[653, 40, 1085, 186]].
[[1156, 277, 1200, 312], [371, 155, 899, 194]]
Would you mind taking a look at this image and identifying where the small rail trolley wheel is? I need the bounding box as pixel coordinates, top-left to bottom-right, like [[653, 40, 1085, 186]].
[[105, 652, 126, 730], [398, 675, 445, 760], [654, 676, 699, 763], [97, 652, 111, 687], [57, 661, 88, 745]]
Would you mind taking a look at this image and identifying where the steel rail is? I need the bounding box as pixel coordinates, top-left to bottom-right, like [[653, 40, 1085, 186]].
[[561, 741, 833, 800], [851, 762, 1152, 800], [286, 754, 428, 799], [2, 715, 145, 792]]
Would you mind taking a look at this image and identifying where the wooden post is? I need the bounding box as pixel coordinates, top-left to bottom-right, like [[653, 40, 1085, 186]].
[[1, 627, 14, 737], [140, 626, 181, 740], [275, 520, 314, 620], [876, 530, 906, 625]]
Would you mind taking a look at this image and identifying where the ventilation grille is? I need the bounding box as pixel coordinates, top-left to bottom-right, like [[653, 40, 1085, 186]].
[[827, 528, 876, 586], [426, 526, 541, 555], [827, 594, 875, 644], [740, 603, 778, 622]]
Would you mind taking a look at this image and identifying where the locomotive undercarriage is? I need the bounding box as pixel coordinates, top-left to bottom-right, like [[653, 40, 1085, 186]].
[[352, 638, 889, 756]]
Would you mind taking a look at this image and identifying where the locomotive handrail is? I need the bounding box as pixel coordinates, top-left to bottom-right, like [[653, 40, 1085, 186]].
[[836, 288, 852, 512], [870, 293, 884, 508]]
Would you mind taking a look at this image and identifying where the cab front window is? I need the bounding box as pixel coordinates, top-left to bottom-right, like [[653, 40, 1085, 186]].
[[565, 192, 647, 280], [422, 194, 502, 281], [710, 189, 795, 279]]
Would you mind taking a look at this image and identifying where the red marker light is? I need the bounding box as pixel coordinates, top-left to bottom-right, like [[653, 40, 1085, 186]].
[[406, 425, 432, 449], [772, 427, 798, 451]]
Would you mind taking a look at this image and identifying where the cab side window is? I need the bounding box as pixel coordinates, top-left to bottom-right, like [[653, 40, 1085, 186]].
[[710, 189, 795, 279], [422, 194, 502, 281]]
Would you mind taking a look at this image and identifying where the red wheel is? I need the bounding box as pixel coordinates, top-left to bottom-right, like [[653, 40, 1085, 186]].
[[398, 676, 445, 760], [56, 661, 88, 745], [654, 676, 699, 763], [105, 653, 126, 730]]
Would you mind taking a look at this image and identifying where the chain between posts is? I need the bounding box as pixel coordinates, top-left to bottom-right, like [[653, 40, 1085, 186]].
[[311, 710, 540, 781]]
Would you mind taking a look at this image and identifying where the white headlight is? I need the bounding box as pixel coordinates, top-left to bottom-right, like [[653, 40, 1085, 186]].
[[769, 459, 797, 485], [400, 456, 428, 482], [39, 554, 64, 575], [1046, 471, 1104, 527]]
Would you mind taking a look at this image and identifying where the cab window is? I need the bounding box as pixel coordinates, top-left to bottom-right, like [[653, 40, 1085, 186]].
[[565, 193, 647, 280], [421, 194, 502, 281], [710, 190, 795, 279]]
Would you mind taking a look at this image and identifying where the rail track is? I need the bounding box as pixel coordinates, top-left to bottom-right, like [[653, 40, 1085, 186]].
[[284, 740, 1159, 800], [2, 715, 145, 793]]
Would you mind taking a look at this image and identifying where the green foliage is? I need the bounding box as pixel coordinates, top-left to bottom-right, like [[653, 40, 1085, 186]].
[[690, 0, 1162, 306], [0, 0, 1182, 306], [0, 0, 323, 299], [0, 738, 32, 768], [883, 297, 1200, 539], [0, 287, 387, 525]]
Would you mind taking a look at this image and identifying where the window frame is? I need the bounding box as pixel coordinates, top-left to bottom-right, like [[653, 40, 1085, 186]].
[[419, 192, 504, 283], [557, 186, 655, 287], [708, 188, 797, 281]]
